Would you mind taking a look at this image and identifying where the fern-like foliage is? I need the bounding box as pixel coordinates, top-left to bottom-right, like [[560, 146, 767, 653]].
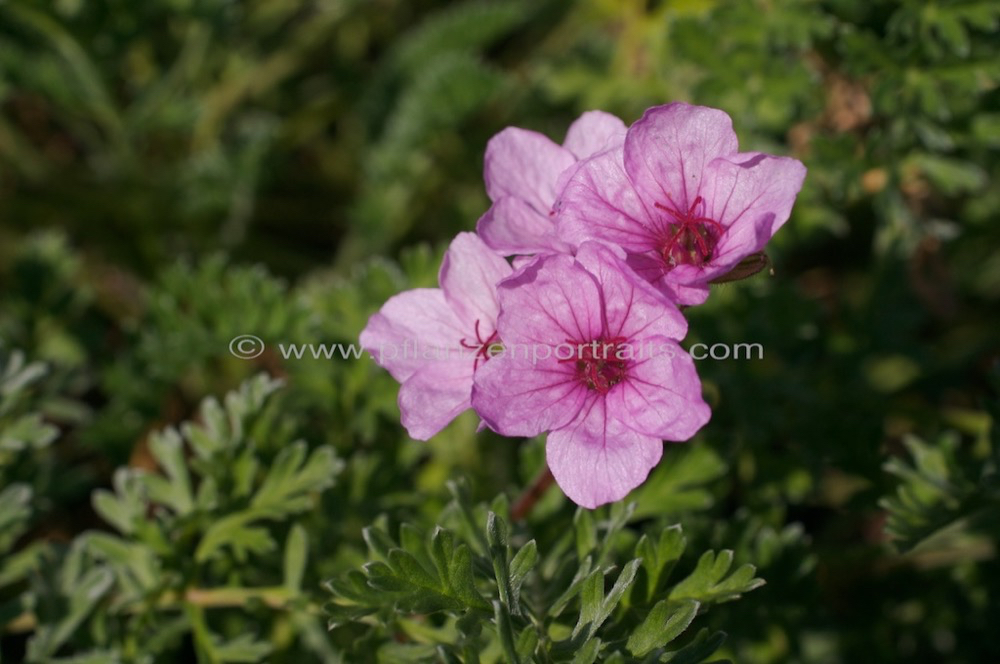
[[881, 429, 998, 555], [326, 481, 763, 662], [5, 375, 343, 662]]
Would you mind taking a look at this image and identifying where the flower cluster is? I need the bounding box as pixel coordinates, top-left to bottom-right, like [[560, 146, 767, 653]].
[[361, 103, 806, 508]]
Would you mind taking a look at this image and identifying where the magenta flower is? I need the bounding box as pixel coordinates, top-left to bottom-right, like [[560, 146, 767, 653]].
[[471, 242, 710, 508], [359, 232, 512, 440], [477, 111, 627, 256], [557, 102, 807, 305]]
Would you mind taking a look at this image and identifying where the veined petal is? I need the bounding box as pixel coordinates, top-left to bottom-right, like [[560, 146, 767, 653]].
[[494, 253, 605, 346], [557, 148, 659, 254], [398, 361, 474, 441], [471, 352, 586, 437], [563, 110, 627, 160], [620, 253, 711, 306], [574, 242, 688, 342], [477, 197, 568, 256], [702, 152, 807, 271], [484, 127, 576, 214], [439, 232, 512, 325], [624, 103, 739, 210], [607, 338, 710, 440], [359, 289, 466, 382], [546, 396, 664, 508]]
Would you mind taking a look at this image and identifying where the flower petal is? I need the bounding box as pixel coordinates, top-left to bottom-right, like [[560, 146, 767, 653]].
[[607, 337, 710, 440], [494, 253, 605, 346], [702, 152, 807, 271], [484, 127, 576, 214], [471, 352, 586, 437], [623, 103, 739, 210], [439, 232, 512, 325], [359, 289, 466, 383], [546, 396, 664, 508], [563, 110, 627, 160], [620, 253, 711, 307], [477, 197, 569, 256], [398, 361, 474, 440], [574, 242, 688, 342], [556, 148, 659, 254]]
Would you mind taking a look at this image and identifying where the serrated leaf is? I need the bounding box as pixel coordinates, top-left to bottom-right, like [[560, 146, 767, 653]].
[[668, 551, 764, 605], [27, 567, 115, 659], [144, 428, 194, 514], [573, 559, 642, 642], [195, 511, 277, 563], [635, 526, 687, 605], [363, 525, 397, 562], [627, 599, 700, 657], [251, 443, 342, 514]]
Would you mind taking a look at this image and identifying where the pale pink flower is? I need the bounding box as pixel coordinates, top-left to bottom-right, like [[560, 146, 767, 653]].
[[359, 233, 512, 440], [471, 242, 710, 508], [477, 111, 626, 256], [557, 102, 806, 305]]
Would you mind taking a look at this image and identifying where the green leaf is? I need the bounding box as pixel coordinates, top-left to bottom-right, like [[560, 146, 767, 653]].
[[493, 600, 521, 664], [879, 432, 997, 553], [214, 633, 274, 663], [341, 524, 490, 614], [0, 484, 32, 551], [509, 539, 538, 613], [363, 524, 397, 562], [573, 559, 642, 642], [486, 512, 515, 613], [283, 524, 308, 592], [574, 508, 598, 561], [550, 555, 594, 618], [571, 636, 602, 664], [668, 551, 764, 605], [573, 567, 605, 639], [635, 526, 687, 605], [27, 567, 115, 659], [251, 443, 343, 515], [195, 511, 277, 564], [627, 599, 701, 657], [144, 428, 195, 515], [661, 629, 727, 664]]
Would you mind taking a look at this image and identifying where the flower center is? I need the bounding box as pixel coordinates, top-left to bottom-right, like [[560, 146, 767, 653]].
[[460, 319, 500, 370], [654, 195, 724, 268], [560, 336, 629, 394]]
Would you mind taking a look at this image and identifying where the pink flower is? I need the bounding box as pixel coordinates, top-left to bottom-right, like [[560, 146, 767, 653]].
[[557, 102, 807, 305], [359, 233, 512, 440], [471, 242, 710, 508], [477, 111, 627, 256]]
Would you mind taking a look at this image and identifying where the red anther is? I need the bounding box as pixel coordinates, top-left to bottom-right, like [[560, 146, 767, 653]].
[[654, 195, 723, 268], [460, 319, 500, 370], [558, 336, 629, 394]]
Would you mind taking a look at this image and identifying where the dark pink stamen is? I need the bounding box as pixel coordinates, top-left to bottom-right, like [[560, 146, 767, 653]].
[[460, 319, 500, 370], [654, 195, 724, 268], [559, 336, 629, 394]]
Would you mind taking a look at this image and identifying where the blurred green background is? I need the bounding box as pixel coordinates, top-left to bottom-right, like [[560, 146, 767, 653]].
[[1, 0, 998, 662]]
